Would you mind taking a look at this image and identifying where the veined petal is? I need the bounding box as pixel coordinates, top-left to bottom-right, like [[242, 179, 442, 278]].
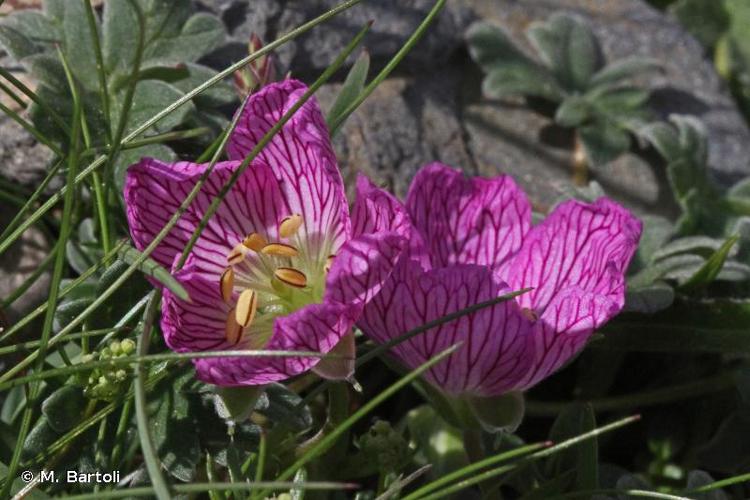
[[405, 163, 532, 270], [195, 300, 356, 386], [227, 79, 351, 259], [325, 230, 408, 311], [359, 261, 534, 397], [351, 174, 410, 237], [506, 198, 642, 314], [164, 261, 357, 386], [124, 158, 209, 269], [516, 287, 618, 390], [125, 157, 287, 282]]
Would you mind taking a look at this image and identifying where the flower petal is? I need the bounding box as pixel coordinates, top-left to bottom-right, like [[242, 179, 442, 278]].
[[325, 230, 408, 310], [194, 300, 356, 386], [516, 287, 618, 390], [163, 259, 356, 386], [506, 198, 642, 314], [124, 158, 208, 269], [351, 174, 410, 237], [227, 79, 350, 259], [359, 261, 534, 397], [125, 157, 287, 282], [405, 163, 532, 270]]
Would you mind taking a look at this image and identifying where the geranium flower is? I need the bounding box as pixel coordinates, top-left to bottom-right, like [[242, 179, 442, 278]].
[[123, 80, 408, 386], [359, 163, 642, 397]]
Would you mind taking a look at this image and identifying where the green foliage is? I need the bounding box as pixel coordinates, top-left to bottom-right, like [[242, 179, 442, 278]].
[[467, 14, 660, 166], [0, 0, 233, 172]]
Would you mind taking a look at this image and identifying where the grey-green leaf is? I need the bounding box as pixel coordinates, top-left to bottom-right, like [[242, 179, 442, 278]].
[[145, 13, 225, 64], [589, 57, 662, 88], [482, 63, 563, 101], [680, 235, 740, 290], [117, 244, 190, 302], [327, 50, 370, 130], [624, 282, 675, 314], [527, 13, 601, 91], [578, 121, 631, 166], [555, 95, 591, 127]]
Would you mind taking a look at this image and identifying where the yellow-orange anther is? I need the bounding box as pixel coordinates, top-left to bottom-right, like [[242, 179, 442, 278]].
[[274, 267, 307, 288], [225, 309, 243, 344], [243, 232, 267, 252], [235, 289, 259, 327], [261, 243, 299, 258], [220, 267, 234, 302], [279, 214, 303, 238]]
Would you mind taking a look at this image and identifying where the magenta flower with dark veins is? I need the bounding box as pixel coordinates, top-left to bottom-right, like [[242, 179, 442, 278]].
[[123, 80, 408, 386], [359, 163, 642, 397]]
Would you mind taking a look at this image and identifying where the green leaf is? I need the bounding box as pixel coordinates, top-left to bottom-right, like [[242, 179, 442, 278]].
[[624, 282, 675, 314], [41, 385, 87, 433], [0, 23, 40, 61], [114, 79, 195, 136], [589, 57, 662, 87], [257, 383, 313, 432], [117, 244, 189, 301], [215, 386, 264, 423], [588, 87, 651, 118], [546, 403, 597, 482], [680, 235, 739, 290], [527, 13, 601, 91], [405, 405, 467, 479], [672, 0, 730, 48], [578, 121, 631, 166], [170, 63, 237, 109], [102, 0, 141, 73], [601, 299, 750, 353], [145, 13, 225, 64], [466, 391, 525, 434], [113, 143, 176, 195], [652, 236, 735, 262], [555, 95, 591, 127], [60, 0, 100, 90], [327, 50, 370, 129], [483, 64, 563, 101], [290, 468, 308, 500], [150, 370, 201, 482], [640, 121, 682, 162], [467, 21, 536, 69], [0, 462, 51, 499]]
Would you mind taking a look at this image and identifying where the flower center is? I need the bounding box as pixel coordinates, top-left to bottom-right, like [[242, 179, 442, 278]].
[[219, 214, 335, 349]]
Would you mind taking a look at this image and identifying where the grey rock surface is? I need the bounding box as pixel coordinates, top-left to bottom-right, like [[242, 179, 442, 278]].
[[200, 0, 473, 76], [0, 115, 55, 189], [317, 68, 475, 199], [0, 200, 51, 324]]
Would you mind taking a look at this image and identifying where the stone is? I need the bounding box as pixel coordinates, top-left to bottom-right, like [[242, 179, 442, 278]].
[[200, 0, 473, 77], [463, 0, 750, 213], [0, 114, 56, 189], [316, 67, 474, 199], [0, 200, 51, 324]]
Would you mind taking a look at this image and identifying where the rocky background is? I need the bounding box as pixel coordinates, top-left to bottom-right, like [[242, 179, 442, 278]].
[[3, 0, 750, 320]]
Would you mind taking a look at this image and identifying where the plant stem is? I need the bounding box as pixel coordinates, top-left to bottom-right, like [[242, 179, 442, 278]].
[[572, 131, 589, 186]]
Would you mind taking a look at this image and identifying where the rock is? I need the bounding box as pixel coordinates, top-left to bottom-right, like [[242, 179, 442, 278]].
[[201, 0, 473, 77], [463, 0, 750, 212], [0, 114, 56, 189], [0, 200, 51, 324], [316, 66, 474, 199]]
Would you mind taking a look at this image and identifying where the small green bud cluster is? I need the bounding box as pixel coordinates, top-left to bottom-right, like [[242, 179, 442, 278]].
[[358, 420, 409, 474], [77, 339, 136, 401]]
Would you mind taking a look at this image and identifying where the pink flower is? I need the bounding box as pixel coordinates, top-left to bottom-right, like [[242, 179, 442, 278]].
[[359, 163, 642, 397], [123, 80, 408, 386]]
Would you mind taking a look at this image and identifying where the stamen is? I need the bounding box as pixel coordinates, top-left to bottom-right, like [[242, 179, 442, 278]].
[[261, 243, 299, 258], [225, 309, 243, 344], [243, 232, 267, 252], [220, 267, 234, 302], [274, 267, 307, 288], [235, 289, 259, 327], [279, 214, 303, 238], [521, 308, 539, 322], [227, 243, 247, 265], [325, 254, 336, 273]]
